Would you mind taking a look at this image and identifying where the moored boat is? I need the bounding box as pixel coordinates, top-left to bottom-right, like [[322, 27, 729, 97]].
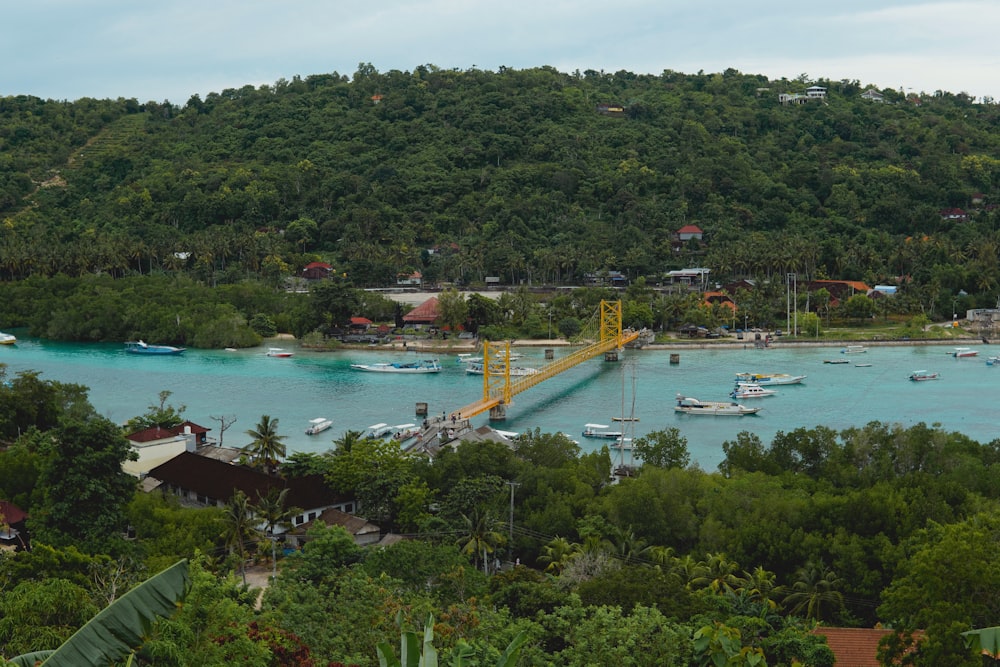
[[266, 347, 294, 358], [987, 356, 1000, 366], [466, 362, 539, 376], [581, 423, 624, 439], [0, 332, 16, 345], [350, 358, 442, 373], [305, 417, 333, 435], [730, 382, 777, 399], [824, 358, 850, 364], [909, 370, 939, 381], [841, 345, 868, 354], [734, 372, 806, 385], [952, 347, 978, 358], [675, 394, 761, 416], [125, 340, 185, 355]]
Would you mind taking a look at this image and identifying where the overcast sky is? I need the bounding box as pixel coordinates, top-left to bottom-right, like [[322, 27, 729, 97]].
[[4, 0, 999, 104]]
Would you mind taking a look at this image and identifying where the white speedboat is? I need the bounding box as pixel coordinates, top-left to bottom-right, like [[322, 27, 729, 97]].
[[0, 332, 16, 345], [675, 394, 761, 416], [730, 382, 777, 399], [953, 347, 978, 358], [365, 423, 394, 438], [266, 347, 294, 358], [841, 345, 868, 354], [466, 363, 539, 376], [305, 417, 332, 435], [734, 372, 806, 385], [350, 358, 442, 373], [908, 370, 939, 381], [581, 423, 624, 439]]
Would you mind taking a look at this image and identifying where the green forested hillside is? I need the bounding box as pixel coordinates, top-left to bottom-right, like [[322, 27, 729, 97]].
[[3, 65, 1000, 305]]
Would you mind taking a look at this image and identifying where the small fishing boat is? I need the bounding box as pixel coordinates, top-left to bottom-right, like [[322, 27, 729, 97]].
[[305, 417, 333, 435], [841, 345, 868, 354], [824, 358, 850, 364], [350, 358, 442, 373], [675, 394, 761, 416], [909, 370, 939, 381], [581, 423, 624, 439], [734, 372, 806, 385], [611, 416, 640, 422], [0, 332, 16, 345], [855, 363, 873, 367], [987, 356, 1000, 366], [952, 347, 978, 358], [609, 437, 634, 452], [730, 382, 777, 399], [125, 340, 186, 355], [466, 362, 539, 376]]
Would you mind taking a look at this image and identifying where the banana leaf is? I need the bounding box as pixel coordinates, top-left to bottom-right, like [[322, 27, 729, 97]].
[[8, 559, 189, 667]]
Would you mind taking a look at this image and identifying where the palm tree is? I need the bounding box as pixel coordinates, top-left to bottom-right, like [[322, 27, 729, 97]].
[[244, 414, 287, 474], [457, 508, 505, 574], [220, 490, 260, 586], [537, 536, 581, 574], [253, 487, 300, 578], [782, 560, 845, 621]]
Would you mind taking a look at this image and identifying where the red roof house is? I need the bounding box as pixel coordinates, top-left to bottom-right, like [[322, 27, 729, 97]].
[[402, 297, 439, 326], [302, 262, 333, 280], [811, 627, 924, 666], [677, 224, 704, 241]]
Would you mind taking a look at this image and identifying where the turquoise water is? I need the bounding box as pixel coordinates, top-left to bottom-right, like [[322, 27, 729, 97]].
[[1, 339, 996, 470]]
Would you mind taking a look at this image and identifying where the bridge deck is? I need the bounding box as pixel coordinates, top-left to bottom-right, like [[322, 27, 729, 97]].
[[450, 329, 640, 420]]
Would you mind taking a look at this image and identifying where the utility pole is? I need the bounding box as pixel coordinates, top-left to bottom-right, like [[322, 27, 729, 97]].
[[506, 481, 520, 563]]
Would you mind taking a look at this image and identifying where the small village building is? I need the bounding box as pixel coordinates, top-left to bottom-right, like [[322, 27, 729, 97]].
[[595, 103, 626, 116], [287, 507, 382, 548], [402, 297, 439, 327], [124, 421, 211, 478], [349, 317, 373, 331], [147, 451, 355, 532], [665, 268, 711, 289], [396, 271, 422, 286], [811, 627, 923, 666], [805, 85, 827, 99], [939, 207, 969, 221], [301, 262, 333, 280], [676, 224, 704, 242], [860, 88, 885, 102]]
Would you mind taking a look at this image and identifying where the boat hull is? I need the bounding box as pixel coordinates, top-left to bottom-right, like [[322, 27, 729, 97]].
[[351, 360, 442, 373], [125, 342, 185, 355], [735, 373, 806, 385], [675, 395, 761, 416]]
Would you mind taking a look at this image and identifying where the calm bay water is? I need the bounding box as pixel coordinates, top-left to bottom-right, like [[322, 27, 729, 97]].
[[1, 338, 997, 470]]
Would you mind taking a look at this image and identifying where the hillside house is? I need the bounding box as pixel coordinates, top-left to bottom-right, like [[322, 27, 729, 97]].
[[806, 85, 827, 99], [940, 207, 969, 221], [396, 271, 422, 286], [860, 88, 885, 102], [665, 268, 710, 290], [124, 421, 211, 478], [402, 297, 439, 327], [301, 262, 333, 280], [596, 103, 626, 116], [806, 279, 872, 307], [147, 451, 355, 532], [811, 628, 923, 666], [287, 507, 382, 547]]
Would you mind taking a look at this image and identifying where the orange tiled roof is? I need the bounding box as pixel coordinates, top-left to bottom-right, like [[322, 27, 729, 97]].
[[812, 627, 924, 666]]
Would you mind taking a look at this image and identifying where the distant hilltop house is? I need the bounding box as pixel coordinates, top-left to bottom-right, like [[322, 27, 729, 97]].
[[779, 85, 827, 105], [584, 270, 629, 287], [940, 207, 969, 221], [860, 88, 885, 103], [596, 103, 626, 116], [673, 224, 704, 251], [666, 268, 711, 289], [396, 271, 422, 286], [301, 262, 333, 280]]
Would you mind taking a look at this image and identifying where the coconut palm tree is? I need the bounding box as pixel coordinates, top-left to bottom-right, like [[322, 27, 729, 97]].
[[537, 536, 581, 574], [220, 490, 260, 586], [782, 560, 845, 621], [243, 414, 287, 475], [457, 508, 505, 574]]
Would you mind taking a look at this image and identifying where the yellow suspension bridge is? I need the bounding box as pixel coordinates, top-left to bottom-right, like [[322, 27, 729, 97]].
[[450, 300, 641, 421]]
